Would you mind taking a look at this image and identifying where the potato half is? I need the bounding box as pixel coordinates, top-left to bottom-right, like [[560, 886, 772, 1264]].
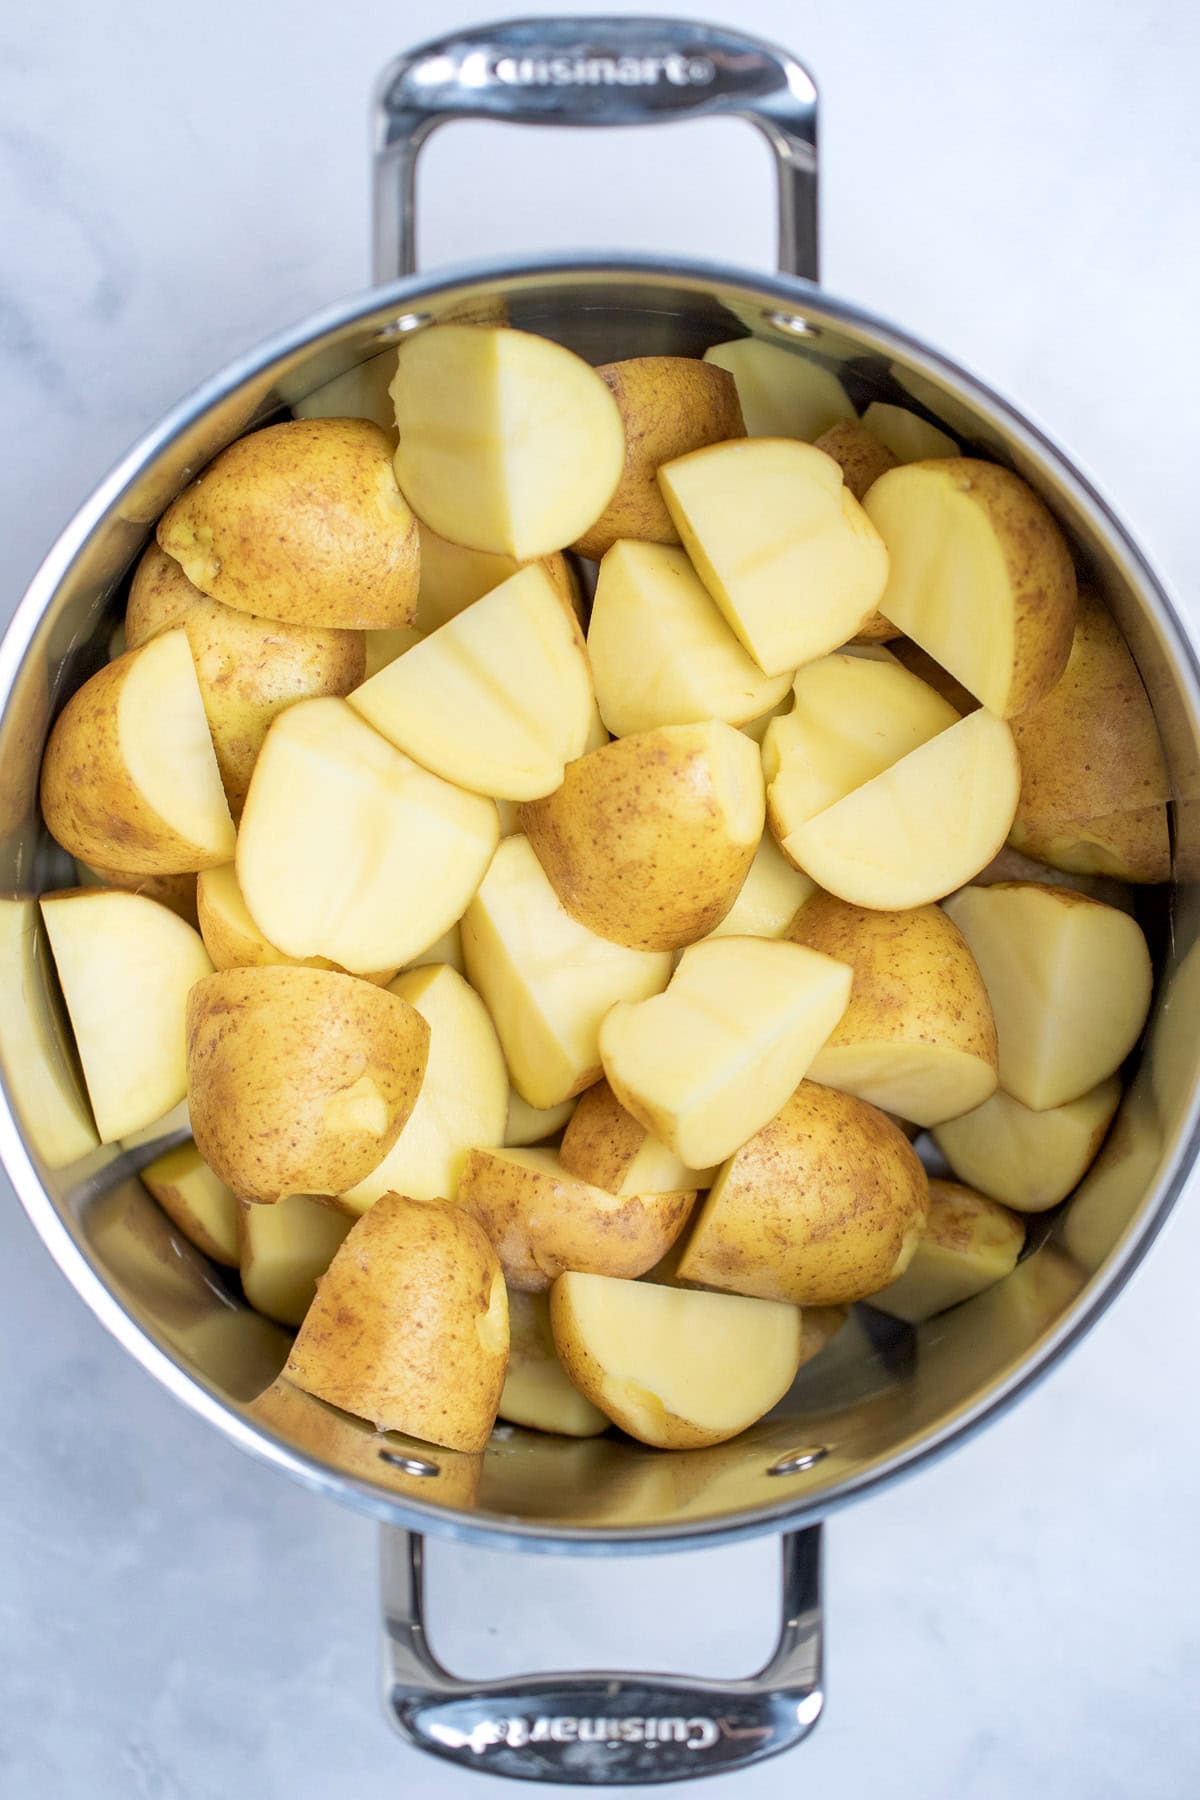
[[868, 1178, 1024, 1323], [934, 1077, 1122, 1212], [186, 966, 429, 1203]]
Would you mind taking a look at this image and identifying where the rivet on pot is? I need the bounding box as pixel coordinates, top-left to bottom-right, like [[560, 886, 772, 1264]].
[[375, 311, 432, 341], [763, 309, 821, 338], [378, 1448, 440, 1477], [767, 1446, 829, 1476]]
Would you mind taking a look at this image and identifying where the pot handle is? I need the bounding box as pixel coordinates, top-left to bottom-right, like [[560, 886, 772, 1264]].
[[372, 16, 819, 284], [380, 1523, 823, 1784]]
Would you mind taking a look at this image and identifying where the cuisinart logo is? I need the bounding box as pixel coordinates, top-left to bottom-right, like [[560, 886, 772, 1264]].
[[437, 1714, 752, 1754], [493, 52, 717, 88]]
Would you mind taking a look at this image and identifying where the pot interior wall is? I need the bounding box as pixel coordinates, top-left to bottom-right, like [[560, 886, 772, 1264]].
[[2, 264, 1197, 1541]]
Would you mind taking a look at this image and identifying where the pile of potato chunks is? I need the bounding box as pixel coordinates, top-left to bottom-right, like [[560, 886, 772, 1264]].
[[35, 321, 1166, 1458]]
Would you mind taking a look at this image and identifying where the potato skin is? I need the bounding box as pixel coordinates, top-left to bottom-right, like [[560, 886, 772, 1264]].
[[126, 544, 365, 813], [677, 1082, 929, 1305], [157, 418, 419, 629], [572, 358, 745, 560], [285, 1193, 508, 1452], [559, 1079, 656, 1191], [813, 420, 901, 643], [185, 966, 429, 1203]]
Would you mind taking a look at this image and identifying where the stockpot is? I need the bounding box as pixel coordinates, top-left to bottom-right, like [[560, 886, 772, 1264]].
[[1, 16, 1197, 1787]]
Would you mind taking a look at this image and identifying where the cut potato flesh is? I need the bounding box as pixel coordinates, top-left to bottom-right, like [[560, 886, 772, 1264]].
[[784, 709, 1020, 909], [701, 340, 855, 439], [415, 524, 578, 633], [702, 832, 815, 941], [868, 1179, 1024, 1323], [196, 862, 397, 985], [505, 1090, 577, 1148], [0, 897, 98, 1169], [140, 1141, 240, 1266], [236, 697, 498, 975], [338, 963, 508, 1213], [499, 1291, 609, 1437], [40, 890, 213, 1143], [461, 835, 672, 1109], [659, 438, 889, 678], [599, 935, 853, 1169], [587, 540, 791, 736], [390, 325, 625, 559], [123, 633, 240, 861], [292, 348, 398, 435], [402, 920, 464, 976], [809, 1041, 997, 1129], [765, 649, 959, 842], [549, 1272, 804, 1449], [239, 1192, 353, 1327], [934, 1077, 1121, 1212], [349, 563, 594, 800], [943, 883, 1153, 1110], [859, 401, 959, 463], [363, 627, 423, 679], [560, 1079, 715, 1194], [865, 459, 1077, 717]]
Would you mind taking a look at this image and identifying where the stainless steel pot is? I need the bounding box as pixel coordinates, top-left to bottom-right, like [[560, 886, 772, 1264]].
[[2, 16, 1197, 1786]]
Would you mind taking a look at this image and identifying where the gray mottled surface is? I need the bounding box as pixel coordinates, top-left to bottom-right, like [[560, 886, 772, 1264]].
[[2, 2, 1199, 1796]]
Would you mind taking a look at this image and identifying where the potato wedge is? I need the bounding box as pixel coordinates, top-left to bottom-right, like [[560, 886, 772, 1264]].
[[125, 543, 365, 813], [41, 890, 213, 1143], [788, 893, 998, 1126], [859, 402, 959, 463], [560, 1080, 715, 1194], [550, 1272, 804, 1449], [349, 563, 594, 801], [659, 438, 889, 677], [415, 523, 577, 632], [236, 698, 498, 975], [864, 458, 1077, 717], [942, 883, 1152, 1110], [505, 1092, 577, 1148], [599, 936, 852, 1169], [158, 418, 419, 629], [701, 339, 855, 438], [458, 1146, 695, 1292], [402, 920, 465, 976], [520, 721, 765, 951], [239, 1191, 353, 1326], [292, 347, 398, 434], [186, 966, 429, 1203], [868, 1178, 1024, 1323], [934, 1077, 1122, 1211], [572, 357, 745, 559], [197, 863, 397, 986], [587, 541, 791, 736], [461, 836, 672, 1109], [390, 324, 625, 559], [140, 1141, 240, 1267], [0, 898, 98, 1169], [286, 1193, 508, 1452], [701, 833, 815, 941], [676, 1083, 929, 1305], [499, 1291, 609, 1437], [40, 630, 235, 875]]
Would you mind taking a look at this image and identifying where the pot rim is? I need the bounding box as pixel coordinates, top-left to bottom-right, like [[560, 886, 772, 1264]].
[[3, 250, 1197, 1553]]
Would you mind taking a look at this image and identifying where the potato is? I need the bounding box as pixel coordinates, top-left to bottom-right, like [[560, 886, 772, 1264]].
[[415, 523, 578, 632], [239, 1192, 353, 1326], [125, 543, 366, 813], [292, 347, 398, 434], [764, 648, 959, 857], [658, 439, 889, 677], [461, 835, 672, 1109], [859, 402, 959, 463], [499, 1291, 609, 1437], [362, 627, 423, 679], [236, 698, 498, 975], [76, 860, 199, 928], [40, 630, 235, 874], [788, 893, 998, 1126], [701, 339, 855, 438], [0, 898, 98, 1169], [196, 863, 397, 986], [1008, 591, 1170, 882], [571, 357, 745, 559], [505, 1091, 577, 1148], [676, 1083, 929, 1305], [285, 1192, 508, 1452], [586, 541, 791, 736], [867, 1178, 1024, 1323], [458, 1146, 695, 1292], [349, 563, 594, 801], [934, 1076, 1122, 1211], [784, 710, 1021, 909], [559, 1079, 715, 1194], [942, 883, 1153, 1110], [158, 418, 419, 629], [701, 832, 815, 941], [812, 419, 898, 502], [140, 1141, 240, 1267], [599, 936, 852, 1169], [390, 325, 625, 559], [864, 459, 1077, 717], [549, 1272, 804, 1450], [402, 920, 465, 976], [41, 890, 213, 1143], [738, 691, 792, 745], [337, 963, 508, 1214], [186, 966, 429, 1203], [971, 845, 1136, 914], [519, 721, 765, 951]]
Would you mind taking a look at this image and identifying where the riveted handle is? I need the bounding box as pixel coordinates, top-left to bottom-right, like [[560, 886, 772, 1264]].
[[372, 15, 819, 283], [380, 1524, 824, 1784]]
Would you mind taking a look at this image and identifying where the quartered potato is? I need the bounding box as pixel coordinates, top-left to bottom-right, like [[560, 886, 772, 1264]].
[[239, 1192, 353, 1327], [868, 1179, 1024, 1323], [934, 1077, 1122, 1212], [701, 339, 855, 439], [140, 1141, 240, 1267], [499, 1291, 609, 1437]]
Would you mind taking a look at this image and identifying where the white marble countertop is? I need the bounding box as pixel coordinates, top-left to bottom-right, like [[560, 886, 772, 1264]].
[[2, 3, 1199, 1795]]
